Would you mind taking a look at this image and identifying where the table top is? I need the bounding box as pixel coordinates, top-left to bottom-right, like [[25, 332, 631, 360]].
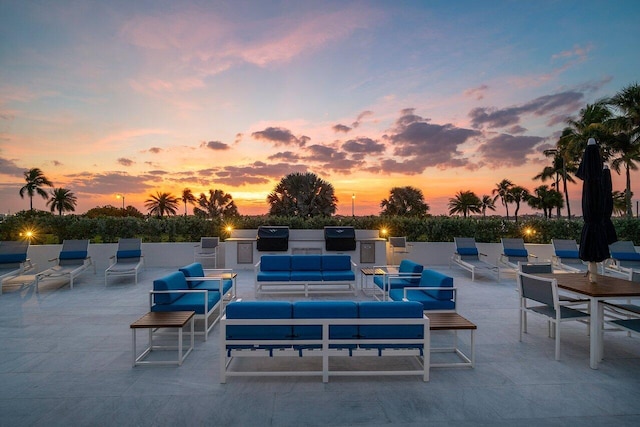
[[426, 312, 477, 330], [130, 311, 195, 328], [540, 273, 640, 298], [360, 267, 396, 275]]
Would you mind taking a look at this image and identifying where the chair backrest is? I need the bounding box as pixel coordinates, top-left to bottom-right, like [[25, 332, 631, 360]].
[[58, 240, 89, 266], [552, 239, 580, 259], [519, 262, 552, 274], [389, 237, 407, 249], [0, 241, 29, 264], [453, 237, 479, 258], [517, 271, 557, 308], [116, 238, 142, 260], [609, 241, 640, 262], [201, 237, 219, 250], [501, 238, 528, 260]]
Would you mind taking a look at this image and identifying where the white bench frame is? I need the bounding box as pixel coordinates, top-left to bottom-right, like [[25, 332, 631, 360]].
[[220, 315, 430, 383]]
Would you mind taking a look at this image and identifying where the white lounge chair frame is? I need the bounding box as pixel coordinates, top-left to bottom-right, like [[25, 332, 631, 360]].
[[604, 241, 640, 282], [35, 239, 94, 293], [450, 237, 499, 281], [551, 239, 588, 273], [0, 241, 35, 294], [389, 237, 411, 264], [105, 238, 144, 285]]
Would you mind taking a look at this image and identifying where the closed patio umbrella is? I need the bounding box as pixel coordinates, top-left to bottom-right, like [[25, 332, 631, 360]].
[[576, 138, 609, 281]]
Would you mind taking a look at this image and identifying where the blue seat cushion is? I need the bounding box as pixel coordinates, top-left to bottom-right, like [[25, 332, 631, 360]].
[[260, 256, 291, 271], [225, 301, 292, 341], [457, 247, 478, 256], [358, 301, 424, 349], [389, 289, 456, 311], [419, 270, 454, 300], [153, 271, 189, 304], [611, 252, 640, 261], [555, 250, 579, 259], [322, 255, 352, 271], [257, 271, 291, 282], [373, 276, 415, 290], [397, 260, 423, 284], [290, 271, 323, 281], [504, 248, 528, 257], [59, 250, 87, 260], [117, 249, 141, 259], [0, 253, 27, 263], [293, 301, 358, 349], [191, 278, 233, 295], [151, 290, 220, 314], [322, 270, 355, 281], [291, 255, 322, 271]]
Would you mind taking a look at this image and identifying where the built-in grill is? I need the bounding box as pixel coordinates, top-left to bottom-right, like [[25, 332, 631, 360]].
[[256, 226, 290, 252], [324, 226, 356, 251]]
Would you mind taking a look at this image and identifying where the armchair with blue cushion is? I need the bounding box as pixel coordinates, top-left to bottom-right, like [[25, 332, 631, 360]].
[[388, 269, 456, 312], [179, 262, 236, 301], [372, 259, 424, 301]]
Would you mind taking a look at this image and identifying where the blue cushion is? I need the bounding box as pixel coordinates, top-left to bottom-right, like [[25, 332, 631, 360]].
[[555, 250, 579, 259], [117, 249, 141, 259], [257, 271, 291, 282], [179, 263, 206, 288], [398, 260, 424, 275], [291, 255, 322, 271], [260, 255, 291, 271], [322, 270, 355, 281], [419, 270, 454, 300], [191, 278, 233, 294], [322, 255, 352, 271], [358, 301, 424, 349], [0, 253, 27, 263], [153, 271, 188, 304], [293, 301, 358, 348], [373, 276, 414, 290], [389, 289, 456, 311], [290, 271, 323, 281], [225, 301, 292, 341], [151, 290, 220, 314], [59, 251, 87, 260], [457, 247, 478, 256], [504, 248, 528, 257], [611, 252, 640, 261]]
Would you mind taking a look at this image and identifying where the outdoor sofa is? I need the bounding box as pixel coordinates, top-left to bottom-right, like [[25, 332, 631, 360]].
[[388, 269, 457, 312]]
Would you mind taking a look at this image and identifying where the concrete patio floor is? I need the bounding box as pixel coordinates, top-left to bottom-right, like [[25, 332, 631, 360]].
[[1, 265, 639, 426]]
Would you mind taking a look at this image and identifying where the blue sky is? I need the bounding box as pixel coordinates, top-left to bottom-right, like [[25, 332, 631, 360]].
[[1, 0, 639, 216]]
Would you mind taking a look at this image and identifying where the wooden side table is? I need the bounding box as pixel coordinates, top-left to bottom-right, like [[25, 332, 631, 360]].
[[130, 311, 195, 366], [427, 312, 477, 368]]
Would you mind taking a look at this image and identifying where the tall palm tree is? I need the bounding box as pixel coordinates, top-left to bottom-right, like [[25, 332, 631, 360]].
[[144, 191, 180, 217], [527, 185, 564, 219], [607, 83, 640, 217], [380, 186, 430, 217], [46, 188, 77, 215], [561, 101, 615, 161], [194, 189, 239, 219], [267, 172, 337, 217], [181, 188, 197, 216], [448, 190, 481, 218], [492, 179, 513, 220], [479, 195, 496, 218], [508, 186, 530, 222], [19, 168, 53, 211]]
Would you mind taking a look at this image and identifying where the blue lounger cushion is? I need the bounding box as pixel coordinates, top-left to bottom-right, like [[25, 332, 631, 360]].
[[555, 250, 579, 259], [225, 301, 293, 342], [504, 248, 528, 257], [457, 247, 478, 256], [611, 252, 640, 261], [389, 289, 456, 311], [0, 253, 27, 263], [59, 251, 88, 260], [358, 301, 424, 349], [151, 290, 221, 315], [117, 249, 141, 259], [293, 301, 358, 349], [152, 271, 189, 304]]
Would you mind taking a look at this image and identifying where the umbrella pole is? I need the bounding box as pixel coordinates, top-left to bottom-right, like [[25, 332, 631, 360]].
[[588, 262, 598, 283]]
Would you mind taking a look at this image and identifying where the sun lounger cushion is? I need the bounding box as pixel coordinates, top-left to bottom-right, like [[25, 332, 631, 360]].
[[611, 252, 640, 261], [117, 249, 141, 259], [0, 253, 27, 263], [59, 251, 87, 260], [504, 248, 528, 257], [457, 247, 478, 256], [555, 250, 579, 259]]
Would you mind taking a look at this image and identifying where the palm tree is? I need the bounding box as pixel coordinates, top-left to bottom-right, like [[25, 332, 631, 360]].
[[607, 83, 640, 217], [380, 186, 429, 217], [612, 190, 630, 216], [181, 188, 197, 216], [447, 191, 481, 218], [479, 195, 496, 218], [492, 179, 513, 220], [194, 189, 239, 219], [46, 188, 77, 215], [267, 172, 337, 217], [527, 185, 564, 219], [19, 168, 53, 211], [144, 191, 180, 217], [508, 186, 530, 222]]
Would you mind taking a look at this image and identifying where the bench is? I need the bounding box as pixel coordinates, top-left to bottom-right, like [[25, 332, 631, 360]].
[[254, 255, 357, 296], [220, 300, 430, 383], [388, 269, 456, 312]]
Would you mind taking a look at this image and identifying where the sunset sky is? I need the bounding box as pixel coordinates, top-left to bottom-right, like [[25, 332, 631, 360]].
[[1, 0, 639, 217]]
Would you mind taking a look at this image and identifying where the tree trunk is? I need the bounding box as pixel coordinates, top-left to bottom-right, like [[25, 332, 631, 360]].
[[563, 171, 571, 219], [626, 164, 633, 218]]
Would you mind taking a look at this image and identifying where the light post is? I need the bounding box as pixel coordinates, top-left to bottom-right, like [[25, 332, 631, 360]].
[[116, 194, 125, 213], [351, 193, 355, 217]]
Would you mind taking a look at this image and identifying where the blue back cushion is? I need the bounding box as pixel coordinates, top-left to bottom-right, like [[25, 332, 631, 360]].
[[457, 247, 478, 256], [153, 271, 188, 304], [398, 260, 423, 284], [504, 248, 528, 257], [419, 270, 454, 300], [0, 253, 27, 263], [612, 252, 640, 261], [225, 301, 292, 340], [117, 249, 141, 259], [555, 250, 579, 259], [293, 301, 358, 341], [358, 301, 424, 340], [179, 263, 205, 289], [59, 251, 87, 260], [291, 255, 322, 271], [261, 255, 291, 271], [322, 255, 351, 271]]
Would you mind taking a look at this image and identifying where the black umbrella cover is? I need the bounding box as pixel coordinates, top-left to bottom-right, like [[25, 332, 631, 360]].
[[576, 141, 610, 262], [602, 167, 618, 245]]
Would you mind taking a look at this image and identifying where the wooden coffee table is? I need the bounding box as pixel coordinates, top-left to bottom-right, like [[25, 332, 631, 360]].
[[130, 311, 195, 366]]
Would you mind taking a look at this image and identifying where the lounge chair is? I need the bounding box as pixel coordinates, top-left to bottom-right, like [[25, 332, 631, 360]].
[[194, 237, 219, 268], [605, 241, 640, 282], [35, 239, 94, 292], [105, 238, 144, 285], [551, 239, 588, 273], [0, 241, 35, 294], [450, 237, 499, 281], [500, 238, 536, 270]]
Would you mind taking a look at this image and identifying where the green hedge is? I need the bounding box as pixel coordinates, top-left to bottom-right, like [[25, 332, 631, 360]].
[[1, 212, 638, 245]]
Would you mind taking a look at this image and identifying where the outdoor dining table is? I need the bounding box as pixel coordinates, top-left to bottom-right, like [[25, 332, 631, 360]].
[[541, 273, 640, 369]]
